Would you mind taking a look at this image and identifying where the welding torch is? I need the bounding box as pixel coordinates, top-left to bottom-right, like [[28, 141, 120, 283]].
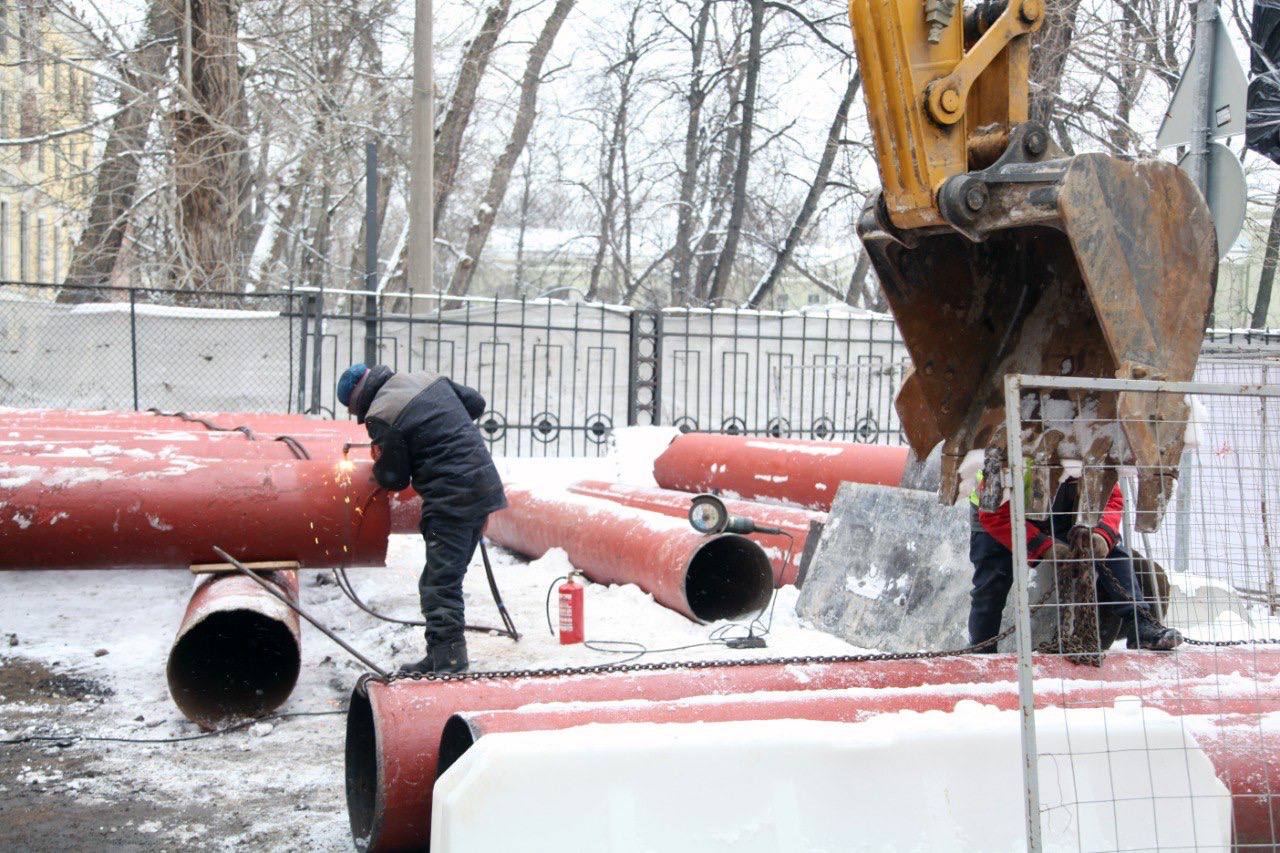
[[340, 441, 374, 471]]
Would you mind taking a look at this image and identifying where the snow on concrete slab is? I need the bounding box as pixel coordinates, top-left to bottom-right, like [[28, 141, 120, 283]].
[[432, 704, 1230, 852]]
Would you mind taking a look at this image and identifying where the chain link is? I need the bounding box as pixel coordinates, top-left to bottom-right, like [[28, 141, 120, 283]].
[[370, 612, 1027, 685], [366, 564, 1280, 686]]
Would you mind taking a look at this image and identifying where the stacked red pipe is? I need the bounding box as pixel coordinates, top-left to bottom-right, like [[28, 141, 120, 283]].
[[346, 647, 1280, 851], [567, 480, 824, 586], [0, 407, 393, 726], [652, 432, 910, 512], [485, 485, 774, 622]]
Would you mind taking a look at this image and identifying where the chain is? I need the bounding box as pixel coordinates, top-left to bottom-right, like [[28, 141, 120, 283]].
[[367, 598, 1035, 686], [365, 557, 1280, 686]]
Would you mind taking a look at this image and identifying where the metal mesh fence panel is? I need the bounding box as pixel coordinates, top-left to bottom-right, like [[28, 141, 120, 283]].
[[1002, 373, 1280, 852]]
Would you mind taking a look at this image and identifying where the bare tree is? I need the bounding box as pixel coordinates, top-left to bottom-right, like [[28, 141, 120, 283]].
[[63, 0, 178, 297], [446, 0, 576, 298], [706, 0, 764, 305], [1253, 189, 1280, 329], [745, 72, 859, 308], [669, 0, 714, 304], [434, 0, 513, 226], [173, 0, 244, 294]]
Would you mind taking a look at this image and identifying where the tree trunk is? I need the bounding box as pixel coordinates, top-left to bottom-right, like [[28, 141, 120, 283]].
[[434, 0, 514, 226], [446, 0, 576, 298], [62, 0, 179, 299], [745, 72, 860, 308], [1252, 189, 1280, 330], [1029, 0, 1083, 126], [693, 65, 745, 301], [671, 0, 713, 305], [586, 12, 640, 303], [173, 0, 244, 297], [706, 0, 765, 305]]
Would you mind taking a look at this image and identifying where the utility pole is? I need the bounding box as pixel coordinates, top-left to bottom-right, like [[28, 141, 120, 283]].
[[363, 141, 380, 366], [1187, 0, 1218, 195], [1176, 0, 1218, 573], [407, 0, 434, 312]]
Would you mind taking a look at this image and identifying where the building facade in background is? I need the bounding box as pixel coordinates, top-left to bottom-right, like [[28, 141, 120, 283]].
[[0, 1, 96, 287]]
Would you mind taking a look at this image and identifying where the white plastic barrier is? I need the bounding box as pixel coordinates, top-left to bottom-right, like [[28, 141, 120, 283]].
[[431, 701, 1230, 852]]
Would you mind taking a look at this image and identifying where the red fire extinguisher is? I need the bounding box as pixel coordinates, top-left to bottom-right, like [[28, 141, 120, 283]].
[[558, 571, 585, 645]]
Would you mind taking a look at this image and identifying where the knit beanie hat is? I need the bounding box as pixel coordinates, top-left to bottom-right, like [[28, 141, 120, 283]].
[[337, 364, 369, 409]]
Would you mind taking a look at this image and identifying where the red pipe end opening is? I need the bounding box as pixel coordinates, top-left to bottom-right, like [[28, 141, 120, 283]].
[[165, 608, 301, 729], [345, 686, 381, 850], [684, 534, 774, 622], [436, 714, 480, 781]]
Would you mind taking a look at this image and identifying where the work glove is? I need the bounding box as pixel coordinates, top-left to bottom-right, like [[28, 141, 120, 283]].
[[1069, 525, 1110, 561], [1039, 540, 1076, 567]]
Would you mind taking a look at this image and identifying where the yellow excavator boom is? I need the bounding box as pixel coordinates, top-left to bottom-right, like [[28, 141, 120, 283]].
[[846, 0, 1217, 531]]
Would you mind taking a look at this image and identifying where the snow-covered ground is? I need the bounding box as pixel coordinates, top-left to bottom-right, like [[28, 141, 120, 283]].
[[0, 433, 862, 851]]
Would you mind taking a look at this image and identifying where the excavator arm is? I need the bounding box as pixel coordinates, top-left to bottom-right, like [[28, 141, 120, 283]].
[[847, 0, 1217, 531]]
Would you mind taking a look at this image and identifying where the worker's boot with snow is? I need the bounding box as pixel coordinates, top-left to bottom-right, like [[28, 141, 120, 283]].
[[396, 638, 469, 677], [1131, 619, 1183, 651]]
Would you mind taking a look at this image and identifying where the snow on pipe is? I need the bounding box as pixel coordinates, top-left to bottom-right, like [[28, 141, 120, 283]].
[[0, 422, 425, 535], [0, 455, 391, 570], [345, 648, 1280, 852], [567, 480, 825, 586], [0, 408, 367, 439], [483, 486, 774, 623], [0, 433, 311, 461], [167, 570, 302, 729], [651, 433, 911, 512]]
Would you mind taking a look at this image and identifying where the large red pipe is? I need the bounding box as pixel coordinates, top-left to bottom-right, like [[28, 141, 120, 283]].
[[567, 480, 825, 585], [345, 648, 1280, 851], [445, 706, 1275, 846], [483, 486, 774, 622], [167, 570, 302, 729], [0, 423, 425, 534], [0, 407, 365, 435], [0, 455, 390, 570], [0, 433, 311, 461], [652, 433, 910, 511]]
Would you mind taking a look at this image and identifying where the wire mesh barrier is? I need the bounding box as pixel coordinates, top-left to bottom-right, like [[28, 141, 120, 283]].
[[1002, 373, 1280, 851], [0, 282, 300, 413]]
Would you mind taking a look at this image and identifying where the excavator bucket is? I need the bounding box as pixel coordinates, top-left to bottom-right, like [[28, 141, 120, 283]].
[[859, 129, 1217, 530]]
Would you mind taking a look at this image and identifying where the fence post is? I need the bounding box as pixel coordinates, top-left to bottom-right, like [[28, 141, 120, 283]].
[[296, 293, 312, 414], [129, 287, 139, 412], [1003, 374, 1043, 853], [310, 289, 325, 415], [627, 309, 661, 426]]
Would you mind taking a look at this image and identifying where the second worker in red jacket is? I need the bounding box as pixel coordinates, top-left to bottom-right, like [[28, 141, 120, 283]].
[[968, 474, 1183, 653]]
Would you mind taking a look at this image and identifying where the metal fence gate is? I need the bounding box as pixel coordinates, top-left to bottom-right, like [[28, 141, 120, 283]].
[[0, 283, 911, 455]]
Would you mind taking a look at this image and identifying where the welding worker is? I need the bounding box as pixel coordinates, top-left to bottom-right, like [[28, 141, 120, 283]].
[[337, 363, 507, 674], [968, 471, 1183, 653]]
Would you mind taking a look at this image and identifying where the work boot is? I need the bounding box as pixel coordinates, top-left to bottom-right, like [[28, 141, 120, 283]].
[[395, 638, 469, 676], [1130, 620, 1183, 651]]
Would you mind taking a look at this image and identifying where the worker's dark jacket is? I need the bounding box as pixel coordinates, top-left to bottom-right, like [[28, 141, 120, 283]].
[[351, 366, 507, 521]]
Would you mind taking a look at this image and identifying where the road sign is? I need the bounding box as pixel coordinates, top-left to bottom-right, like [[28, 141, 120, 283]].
[[1178, 141, 1247, 258], [1157, 13, 1247, 149]]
